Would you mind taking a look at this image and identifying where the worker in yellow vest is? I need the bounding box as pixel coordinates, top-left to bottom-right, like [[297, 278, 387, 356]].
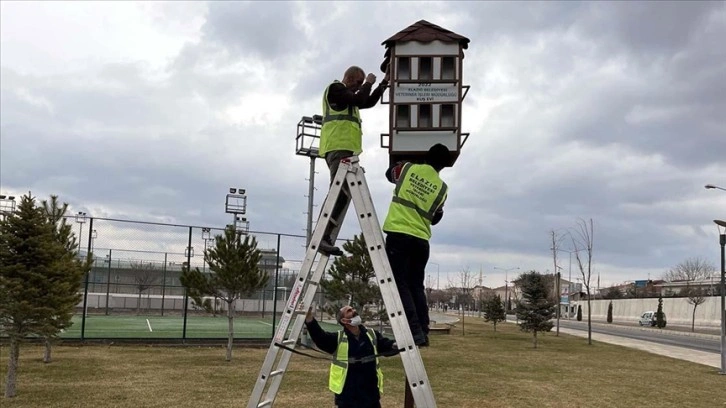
[[317, 65, 389, 257], [382, 144, 452, 347], [305, 304, 397, 408]]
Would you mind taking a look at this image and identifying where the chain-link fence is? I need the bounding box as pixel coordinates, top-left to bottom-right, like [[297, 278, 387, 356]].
[[63, 216, 326, 340]]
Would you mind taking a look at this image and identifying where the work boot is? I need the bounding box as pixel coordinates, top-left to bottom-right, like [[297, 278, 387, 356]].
[[319, 237, 343, 257]]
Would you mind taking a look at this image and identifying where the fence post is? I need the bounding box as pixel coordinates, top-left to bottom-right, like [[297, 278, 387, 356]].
[[161, 252, 167, 317], [182, 226, 192, 341], [80, 217, 94, 341], [272, 234, 281, 336], [105, 249, 112, 315]]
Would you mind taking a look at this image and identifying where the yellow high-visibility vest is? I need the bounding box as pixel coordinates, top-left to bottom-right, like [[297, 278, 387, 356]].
[[329, 329, 383, 394], [382, 163, 447, 240], [319, 81, 362, 158]]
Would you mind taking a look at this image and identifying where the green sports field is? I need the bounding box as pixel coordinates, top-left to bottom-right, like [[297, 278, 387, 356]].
[[59, 314, 340, 339]]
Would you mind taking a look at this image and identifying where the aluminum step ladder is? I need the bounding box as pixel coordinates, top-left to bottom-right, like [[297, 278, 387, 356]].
[[247, 155, 437, 408]]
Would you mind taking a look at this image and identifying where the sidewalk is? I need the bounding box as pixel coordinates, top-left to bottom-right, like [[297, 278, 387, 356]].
[[554, 325, 721, 370], [509, 316, 723, 370]]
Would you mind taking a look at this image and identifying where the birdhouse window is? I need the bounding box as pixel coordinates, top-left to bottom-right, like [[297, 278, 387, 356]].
[[419, 57, 433, 80], [441, 57, 456, 80], [396, 105, 410, 128], [441, 104, 455, 127], [397, 57, 410, 80], [419, 104, 432, 128]]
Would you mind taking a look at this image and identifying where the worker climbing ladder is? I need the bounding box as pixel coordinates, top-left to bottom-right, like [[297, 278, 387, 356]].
[[247, 155, 437, 408]]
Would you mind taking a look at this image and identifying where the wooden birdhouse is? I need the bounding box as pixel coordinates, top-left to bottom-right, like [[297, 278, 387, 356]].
[[380, 20, 471, 167]]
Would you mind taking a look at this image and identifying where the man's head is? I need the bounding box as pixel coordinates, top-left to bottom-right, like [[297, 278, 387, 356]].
[[425, 143, 451, 171], [342, 66, 365, 89], [337, 305, 361, 327]]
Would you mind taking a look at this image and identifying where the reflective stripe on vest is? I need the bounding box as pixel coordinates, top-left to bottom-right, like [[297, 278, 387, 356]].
[[328, 329, 384, 395], [382, 163, 447, 240], [319, 81, 363, 157]]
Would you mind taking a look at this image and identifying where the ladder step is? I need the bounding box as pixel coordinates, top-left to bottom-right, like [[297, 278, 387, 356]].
[[257, 400, 272, 408], [281, 339, 296, 345], [270, 369, 285, 377]]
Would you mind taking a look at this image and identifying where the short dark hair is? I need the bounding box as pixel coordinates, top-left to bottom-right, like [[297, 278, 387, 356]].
[[425, 143, 451, 170]]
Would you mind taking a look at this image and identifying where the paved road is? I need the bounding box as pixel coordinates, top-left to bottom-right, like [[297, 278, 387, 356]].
[[555, 320, 720, 353], [435, 311, 722, 369]]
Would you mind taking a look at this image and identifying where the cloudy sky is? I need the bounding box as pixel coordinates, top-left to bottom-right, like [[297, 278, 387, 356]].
[[2, 1, 725, 290]]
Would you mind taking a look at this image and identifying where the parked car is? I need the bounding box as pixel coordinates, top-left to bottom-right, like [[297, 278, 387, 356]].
[[638, 311, 667, 327]]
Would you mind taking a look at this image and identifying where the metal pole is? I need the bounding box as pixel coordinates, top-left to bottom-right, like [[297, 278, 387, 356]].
[[80, 217, 93, 340], [272, 234, 281, 336], [719, 230, 725, 375], [504, 273, 509, 314], [161, 252, 167, 317], [306, 156, 316, 246], [105, 249, 112, 315], [182, 227, 192, 342], [555, 271, 561, 336], [569, 252, 572, 319]]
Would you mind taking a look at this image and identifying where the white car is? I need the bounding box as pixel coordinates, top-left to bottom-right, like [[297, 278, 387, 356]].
[[638, 311, 667, 327]]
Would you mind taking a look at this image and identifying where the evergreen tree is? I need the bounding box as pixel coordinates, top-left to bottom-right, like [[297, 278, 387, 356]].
[[514, 271, 556, 348], [606, 301, 613, 323], [655, 296, 666, 328], [482, 294, 506, 332], [576, 305, 582, 321], [39, 196, 91, 363], [180, 227, 268, 361], [319, 234, 383, 322], [1, 194, 64, 397]]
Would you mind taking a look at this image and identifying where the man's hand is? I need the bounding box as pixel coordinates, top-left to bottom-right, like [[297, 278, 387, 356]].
[[305, 305, 315, 323], [365, 73, 377, 84]]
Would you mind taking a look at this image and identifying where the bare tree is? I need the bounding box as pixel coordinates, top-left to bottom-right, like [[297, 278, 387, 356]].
[[663, 257, 716, 282], [570, 218, 594, 345], [684, 286, 708, 332], [448, 267, 477, 335], [130, 261, 158, 315]]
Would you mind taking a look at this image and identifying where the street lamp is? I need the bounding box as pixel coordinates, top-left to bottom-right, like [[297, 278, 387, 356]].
[[705, 184, 726, 192], [714, 219, 726, 375], [494, 266, 520, 313]]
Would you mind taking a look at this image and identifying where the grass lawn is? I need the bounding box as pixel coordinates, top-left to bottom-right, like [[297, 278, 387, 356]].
[[1, 317, 723, 408]]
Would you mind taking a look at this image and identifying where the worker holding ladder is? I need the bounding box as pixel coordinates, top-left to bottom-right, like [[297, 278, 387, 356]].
[[304, 304, 398, 408]]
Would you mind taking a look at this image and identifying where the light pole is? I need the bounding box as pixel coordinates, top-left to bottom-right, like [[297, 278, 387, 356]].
[[201, 228, 215, 273], [705, 184, 726, 192], [494, 266, 520, 314], [714, 219, 726, 375], [75, 212, 87, 251], [226, 188, 249, 237], [0, 194, 16, 220], [296, 115, 323, 246]]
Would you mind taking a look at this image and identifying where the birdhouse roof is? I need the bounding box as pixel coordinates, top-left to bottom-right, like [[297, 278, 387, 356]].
[[382, 20, 470, 49]]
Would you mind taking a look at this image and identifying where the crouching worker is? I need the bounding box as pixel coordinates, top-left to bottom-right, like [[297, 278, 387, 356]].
[[304, 305, 398, 408]]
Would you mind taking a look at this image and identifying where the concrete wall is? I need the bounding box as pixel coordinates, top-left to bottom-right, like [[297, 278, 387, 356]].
[[577, 297, 721, 328]]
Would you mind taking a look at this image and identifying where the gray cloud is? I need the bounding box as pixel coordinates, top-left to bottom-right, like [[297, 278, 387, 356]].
[[2, 1, 725, 288]]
